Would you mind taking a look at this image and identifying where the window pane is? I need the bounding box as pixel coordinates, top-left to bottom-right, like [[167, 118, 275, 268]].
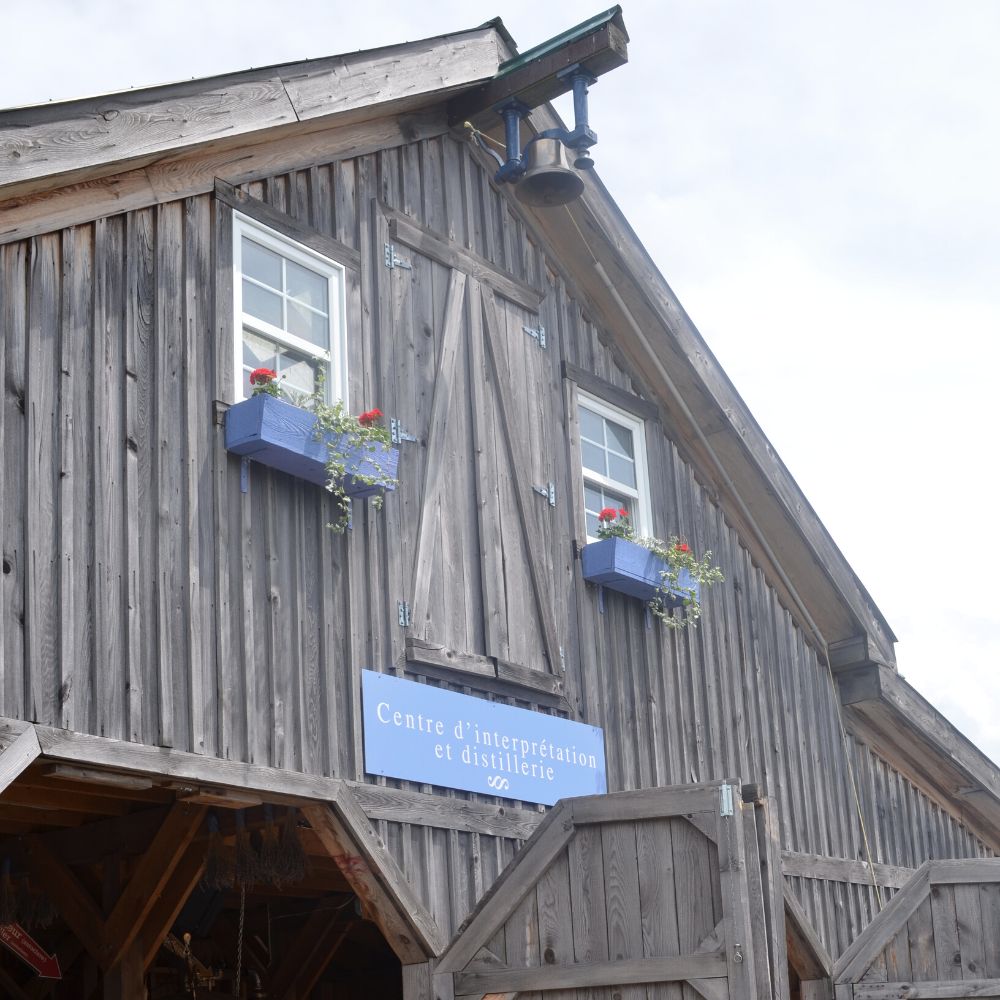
[[242, 238, 282, 290], [579, 406, 604, 443], [278, 352, 318, 398], [584, 482, 632, 538], [584, 484, 605, 513], [605, 419, 634, 458], [287, 299, 330, 348], [242, 328, 324, 400], [287, 259, 329, 311], [243, 280, 283, 327], [608, 453, 637, 488], [581, 440, 607, 476], [243, 329, 278, 369]]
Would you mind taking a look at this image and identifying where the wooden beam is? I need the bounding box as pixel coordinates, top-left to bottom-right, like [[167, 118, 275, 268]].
[[0, 727, 40, 794], [40, 764, 153, 790], [0, 28, 500, 198], [0, 109, 449, 247], [828, 634, 888, 672], [929, 858, 1000, 884], [562, 362, 660, 422], [101, 802, 206, 970], [6, 719, 545, 840], [102, 943, 143, 1000], [448, 11, 628, 124], [781, 850, 914, 889], [570, 783, 721, 823], [852, 982, 1000, 1000], [22, 836, 107, 965], [784, 881, 833, 980], [455, 952, 727, 994], [139, 843, 206, 971], [435, 802, 575, 974], [350, 780, 541, 841], [405, 638, 567, 703], [409, 268, 469, 631], [214, 179, 361, 270], [387, 207, 543, 311], [833, 864, 932, 984], [301, 792, 446, 964]]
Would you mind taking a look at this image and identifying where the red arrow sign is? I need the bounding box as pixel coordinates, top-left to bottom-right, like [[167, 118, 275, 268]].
[[0, 923, 61, 979]]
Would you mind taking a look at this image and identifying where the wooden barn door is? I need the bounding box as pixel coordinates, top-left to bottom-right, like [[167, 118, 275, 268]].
[[373, 203, 562, 685], [432, 781, 777, 1000]]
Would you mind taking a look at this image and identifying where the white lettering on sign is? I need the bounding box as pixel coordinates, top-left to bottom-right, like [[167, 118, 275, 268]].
[[362, 671, 607, 805]]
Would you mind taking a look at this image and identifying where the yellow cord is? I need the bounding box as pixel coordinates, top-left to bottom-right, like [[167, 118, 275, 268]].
[[463, 120, 507, 152]]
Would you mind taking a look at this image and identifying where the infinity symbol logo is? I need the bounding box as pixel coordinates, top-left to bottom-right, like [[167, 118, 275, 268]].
[[486, 775, 511, 791]]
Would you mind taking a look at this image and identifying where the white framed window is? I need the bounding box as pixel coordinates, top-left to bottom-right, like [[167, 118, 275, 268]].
[[577, 391, 652, 540], [233, 212, 348, 404]]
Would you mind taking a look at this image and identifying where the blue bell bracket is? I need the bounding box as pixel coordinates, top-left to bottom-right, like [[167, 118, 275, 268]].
[[474, 66, 600, 186]]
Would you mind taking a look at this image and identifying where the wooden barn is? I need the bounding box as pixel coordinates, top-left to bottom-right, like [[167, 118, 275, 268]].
[[0, 8, 998, 998]]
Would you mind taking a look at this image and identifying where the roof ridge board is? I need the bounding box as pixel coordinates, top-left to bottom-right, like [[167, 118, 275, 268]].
[[0, 22, 501, 122]]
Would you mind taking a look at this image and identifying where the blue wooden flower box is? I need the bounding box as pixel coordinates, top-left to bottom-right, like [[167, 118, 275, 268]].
[[225, 395, 399, 498], [580, 537, 698, 606]]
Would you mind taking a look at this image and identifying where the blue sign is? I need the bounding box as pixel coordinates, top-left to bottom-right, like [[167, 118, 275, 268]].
[[362, 670, 607, 805]]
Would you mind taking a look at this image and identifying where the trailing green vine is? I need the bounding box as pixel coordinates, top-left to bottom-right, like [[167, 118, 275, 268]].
[[596, 508, 724, 629], [250, 368, 397, 532]]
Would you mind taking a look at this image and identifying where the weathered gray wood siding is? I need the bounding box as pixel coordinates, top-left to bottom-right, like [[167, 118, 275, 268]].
[[0, 134, 990, 960]]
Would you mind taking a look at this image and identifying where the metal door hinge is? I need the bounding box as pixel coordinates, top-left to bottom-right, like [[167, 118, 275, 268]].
[[523, 324, 546, 349], [532, 481, 556, 507], [390, 418, 418, 445], [384, 243, 412, 270], [397, 601, 412, 627], [720, 784, 735, 817]]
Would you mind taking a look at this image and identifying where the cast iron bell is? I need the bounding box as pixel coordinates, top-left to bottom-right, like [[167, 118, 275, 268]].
[[514, 137, 585, 207]]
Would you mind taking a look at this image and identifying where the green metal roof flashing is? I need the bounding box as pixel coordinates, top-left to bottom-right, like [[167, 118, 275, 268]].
[[496, 6, 626, 78]]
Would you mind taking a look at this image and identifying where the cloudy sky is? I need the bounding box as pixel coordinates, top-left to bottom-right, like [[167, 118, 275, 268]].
[[5, 1, 998, 762]]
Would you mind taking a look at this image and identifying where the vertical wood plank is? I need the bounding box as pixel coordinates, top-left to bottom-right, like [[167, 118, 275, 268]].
[[954, 881, 986, 979], [929, 883, 963, 980], [26, 234, 61, 729], [60, 224, 95, 736], [637, 817, 682, 1000], [154, 202, 184, 748], [980, 882, 1000, 978], [569, 824, 611, 1000], [602, 819, 645, 1000], [93, 216, 127, 741], [906, 896, 938, 981], [0, 242, 30, 719], [125, 208, 155, 744]]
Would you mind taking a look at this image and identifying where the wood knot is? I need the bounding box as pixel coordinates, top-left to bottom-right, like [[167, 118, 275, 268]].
[[543, 947, 555, 964], [1, 558, 11, 575]]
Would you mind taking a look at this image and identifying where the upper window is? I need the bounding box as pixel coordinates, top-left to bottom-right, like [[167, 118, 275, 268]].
[[577, 391, 652, 540], [233, 213, 347, 403]]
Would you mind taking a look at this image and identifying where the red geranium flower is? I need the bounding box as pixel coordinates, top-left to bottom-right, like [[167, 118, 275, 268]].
[[675, 543, 690, 553], [250, 367, 277, 385], [358, 408, 384, 427], [597, 507, 618, 522], [618, 508, 629, 518]]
